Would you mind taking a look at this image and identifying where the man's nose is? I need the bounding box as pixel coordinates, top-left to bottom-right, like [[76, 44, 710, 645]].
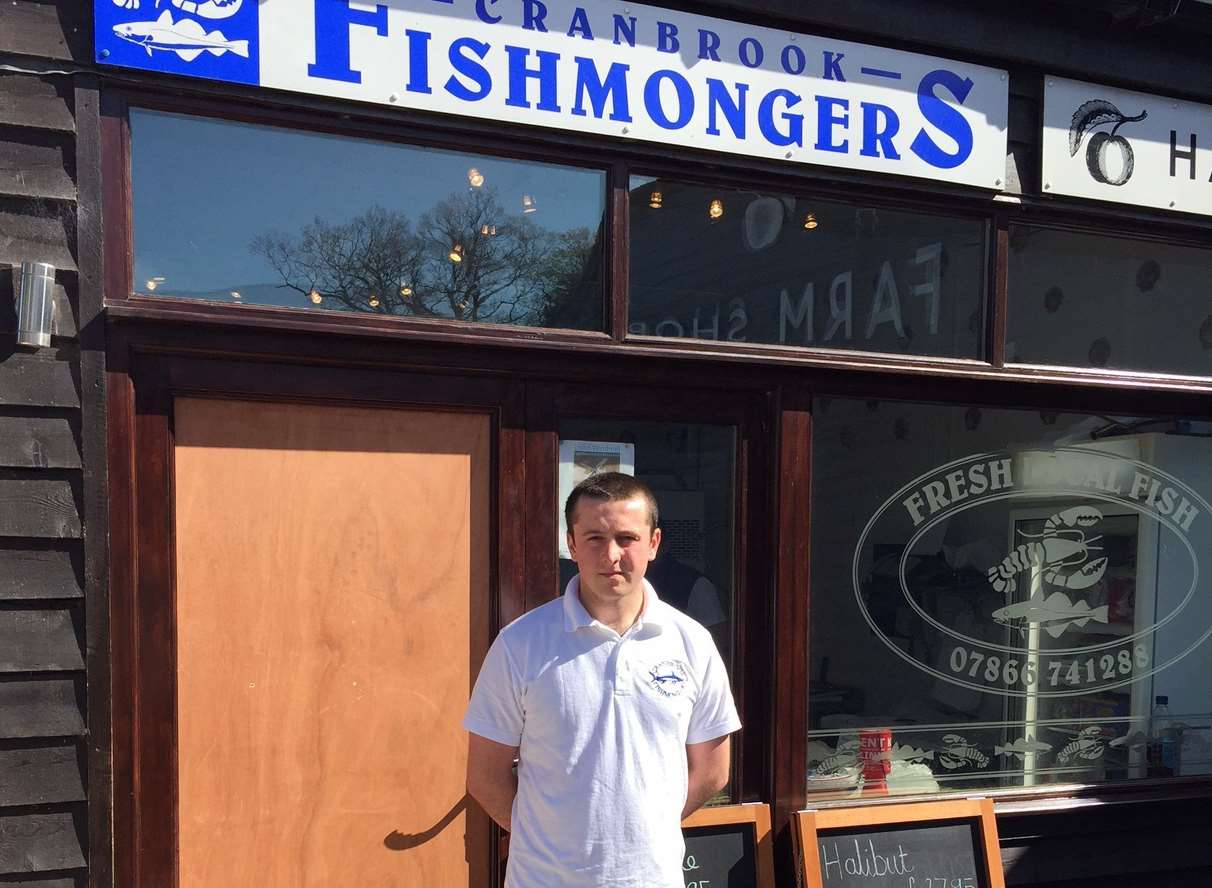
[[605, 540, 623, 564]]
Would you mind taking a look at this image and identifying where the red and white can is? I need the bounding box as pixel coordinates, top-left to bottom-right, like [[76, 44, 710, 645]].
[[858, 727, 893, 794]]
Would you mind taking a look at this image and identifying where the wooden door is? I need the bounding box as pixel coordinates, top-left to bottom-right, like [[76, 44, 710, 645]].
[[172, 397, 492, 887]]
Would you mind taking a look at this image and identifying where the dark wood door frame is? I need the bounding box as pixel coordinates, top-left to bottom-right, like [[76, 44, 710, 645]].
[[107, 337, 526, 887]]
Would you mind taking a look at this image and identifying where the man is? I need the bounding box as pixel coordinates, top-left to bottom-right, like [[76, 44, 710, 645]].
[[463, 472, 741, 888]]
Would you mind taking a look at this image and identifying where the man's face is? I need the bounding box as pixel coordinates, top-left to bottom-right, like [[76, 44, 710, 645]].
[[567, 495, 661, 604]]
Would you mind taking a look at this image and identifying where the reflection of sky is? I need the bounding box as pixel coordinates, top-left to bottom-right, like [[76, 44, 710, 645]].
[[131, 109, 605, 293]]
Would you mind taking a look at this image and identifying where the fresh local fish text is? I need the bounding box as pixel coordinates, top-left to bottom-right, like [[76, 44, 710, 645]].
[[306, 0, 979, 170]]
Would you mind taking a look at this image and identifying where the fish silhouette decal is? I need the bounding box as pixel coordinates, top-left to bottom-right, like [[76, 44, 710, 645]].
[[995, 736, 1053, 759], [112, 10, 248, 61], [992, 590, 1110, 639]]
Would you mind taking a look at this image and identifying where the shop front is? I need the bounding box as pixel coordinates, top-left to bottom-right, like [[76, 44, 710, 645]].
[[4, 0, 1212, 886]]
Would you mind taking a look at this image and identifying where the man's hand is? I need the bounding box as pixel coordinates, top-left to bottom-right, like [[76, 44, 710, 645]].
[[467, 734, 519, 831], [681, 735, 731, 820]]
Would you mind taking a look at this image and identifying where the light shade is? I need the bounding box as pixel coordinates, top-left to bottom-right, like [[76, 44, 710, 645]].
[[16, 261, 55, 348], [803, 212, 819, 230], [649, 191, 663, 209], [522, 194, 537, 213], [449, 243, 465, 262], [708, 198, 724, 219], [467, 167, 484, 187]]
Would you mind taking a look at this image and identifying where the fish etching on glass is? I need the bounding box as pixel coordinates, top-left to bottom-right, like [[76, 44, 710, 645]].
[[809, 737, 860, 776], [889, 744, 935, 763], [936, 734, 990, 770], [992, 590, 1110, 638], [1057, 726, 1106, 764], [994, 736, 1053, 759], [112, 10, 249, 61]]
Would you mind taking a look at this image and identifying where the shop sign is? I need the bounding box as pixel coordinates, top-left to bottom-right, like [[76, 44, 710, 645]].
[[1043, 76, 1212, 216], [94, 0, 1008, 190], [855, 447, 1211, 698]]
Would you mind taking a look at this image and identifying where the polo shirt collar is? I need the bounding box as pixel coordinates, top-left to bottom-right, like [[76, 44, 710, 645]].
[[562, 575, 666, 636]]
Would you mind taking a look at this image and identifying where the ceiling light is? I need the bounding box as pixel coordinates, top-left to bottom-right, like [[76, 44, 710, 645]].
[[649, 191, 663, 209], [802, 212, 818, 230], [522, 194, 537, 214], [309, 288, 322, 304], [468, 167, 484, 187], [449, 243, 465, 262], [708, 198, 724, 220], [399, 283, 412, 296], [368, 293, 380, 308]]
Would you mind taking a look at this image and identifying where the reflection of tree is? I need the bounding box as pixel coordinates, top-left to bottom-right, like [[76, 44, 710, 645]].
[[250, 186, 599, 325]]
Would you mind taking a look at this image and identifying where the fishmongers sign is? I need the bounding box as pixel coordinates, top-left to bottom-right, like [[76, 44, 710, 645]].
[[1044, 76, 1212, 215], [95, 0, 1008, 190]]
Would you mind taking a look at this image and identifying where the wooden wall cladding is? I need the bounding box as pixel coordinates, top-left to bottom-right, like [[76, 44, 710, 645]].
[[0, 39, 88, 888], [173, 397, 493, 887]]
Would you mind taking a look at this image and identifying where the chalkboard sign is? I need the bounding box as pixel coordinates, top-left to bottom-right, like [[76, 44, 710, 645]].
[[794, 799, 1005, 888], [681, 803, 775, 888]]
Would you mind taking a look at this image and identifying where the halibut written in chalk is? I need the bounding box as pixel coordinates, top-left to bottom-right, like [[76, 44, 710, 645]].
[[818, 823, 985, 888]]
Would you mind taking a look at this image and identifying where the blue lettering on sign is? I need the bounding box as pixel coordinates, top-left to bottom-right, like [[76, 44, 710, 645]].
[[657, 21, 680, 53], [780, 44, 806, 76], [566, 7, 593, 39], [474, 0, 502, 25], [759, 89, 804, 147], [522, 0, 549, 32], [705, 79, 747, 138], [822, 51, 846, 81], [613, 14, 637, 46], [814, 95, 849, 153], [571, 58, 632, 121], [738, 37, 763, 68], [697, 29, 721, 62], [910, 69, 975, 169], [860, 102, 901, 159], [404, 29, 432, 95], [445, 37, 492, 101], [644, 69, 695, 130], [308, 0, 388, 85], [505, 45, 561, 111]]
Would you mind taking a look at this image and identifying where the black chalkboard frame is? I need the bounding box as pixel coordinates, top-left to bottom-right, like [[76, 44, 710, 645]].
[[793, 798, 1005, 888], [682, 802, 776, 888]]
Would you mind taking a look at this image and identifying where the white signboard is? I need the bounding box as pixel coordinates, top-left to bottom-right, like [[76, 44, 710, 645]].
[[96, 0, 1009, 190], [1044, 76, 1212, 215]]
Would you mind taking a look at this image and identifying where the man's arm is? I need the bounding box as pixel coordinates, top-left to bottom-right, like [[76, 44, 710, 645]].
[[681, 735, 731, 820], [467, 733, 519, 831]]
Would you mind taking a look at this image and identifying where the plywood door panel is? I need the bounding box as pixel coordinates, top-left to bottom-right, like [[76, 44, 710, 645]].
[[174, 398, 492, 887]]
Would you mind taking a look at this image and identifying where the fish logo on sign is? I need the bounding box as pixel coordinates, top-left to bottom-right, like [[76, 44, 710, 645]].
[[97, 0, 258, 85], [113, 10, 248, 61]]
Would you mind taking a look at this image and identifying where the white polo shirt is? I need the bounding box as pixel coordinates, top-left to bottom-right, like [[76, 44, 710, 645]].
[[463, 577, 741, 888]]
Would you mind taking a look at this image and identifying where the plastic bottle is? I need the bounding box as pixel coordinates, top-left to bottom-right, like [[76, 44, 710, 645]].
[[1147, 695, 1180, 777]]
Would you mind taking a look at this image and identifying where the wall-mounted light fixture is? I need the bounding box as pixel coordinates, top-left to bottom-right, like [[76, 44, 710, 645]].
[[16, 261, 56, 348]]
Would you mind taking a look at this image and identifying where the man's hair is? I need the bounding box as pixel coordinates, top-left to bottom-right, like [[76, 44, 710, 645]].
[[564, 472, 659, 534]]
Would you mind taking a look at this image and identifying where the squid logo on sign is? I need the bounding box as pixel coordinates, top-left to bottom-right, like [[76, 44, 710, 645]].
[[854, 448, 1212, 698], [1069, 99, 1148, 186]]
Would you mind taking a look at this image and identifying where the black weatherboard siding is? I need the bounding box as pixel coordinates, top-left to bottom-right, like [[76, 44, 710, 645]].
[[1, 1, 1211, 887], [0, 3, 105, 888]]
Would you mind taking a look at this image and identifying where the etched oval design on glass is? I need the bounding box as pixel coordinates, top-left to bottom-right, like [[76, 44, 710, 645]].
[[853, 447, 1211, 698]]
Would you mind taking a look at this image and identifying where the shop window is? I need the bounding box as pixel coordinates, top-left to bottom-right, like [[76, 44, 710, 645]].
[[628, 177, 987, 359], [808, 398, 1212, 799], [1007, 226, 1212, 376], [130, 110, 607, 330]]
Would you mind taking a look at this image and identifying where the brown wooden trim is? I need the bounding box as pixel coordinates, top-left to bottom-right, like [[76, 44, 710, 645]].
[[772, 391, 812, 875], [106, 296, 1212, 400], [608, 159, 629, 342], [522, 381, 559, 613], [988, 210, 1009, 367], [107, 325, 136, 888], [101, 92, 132, 304], [498, 384, 527, 631], [682, 802, 776, 888]]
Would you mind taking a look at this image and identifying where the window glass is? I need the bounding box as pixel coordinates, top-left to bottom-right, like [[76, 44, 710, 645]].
[[629, 177, 986, 358], [556, 418, 736, 669], [131, 110, 606, 330], [810, 399, 1212, 799], [1007, 226, 1212, 376]]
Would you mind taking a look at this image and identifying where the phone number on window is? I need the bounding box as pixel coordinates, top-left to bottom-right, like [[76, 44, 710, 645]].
[[948, 644, 1149, 690]]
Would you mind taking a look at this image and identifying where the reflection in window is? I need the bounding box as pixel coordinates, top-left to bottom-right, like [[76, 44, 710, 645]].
[[557, 418, 736, 670], [628, 177, 986, 358], [809, 399, 1212, 799], [130, 110, 606, 330], [1007, 226, 1212, 376]]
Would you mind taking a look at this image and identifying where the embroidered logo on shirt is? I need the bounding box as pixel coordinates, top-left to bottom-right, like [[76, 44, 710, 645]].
[[647, 660, 689, 697]]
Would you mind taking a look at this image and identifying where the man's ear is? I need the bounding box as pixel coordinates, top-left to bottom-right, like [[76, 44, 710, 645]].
[[566, 531, 577, 558], [648, 526, 662, 560]]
